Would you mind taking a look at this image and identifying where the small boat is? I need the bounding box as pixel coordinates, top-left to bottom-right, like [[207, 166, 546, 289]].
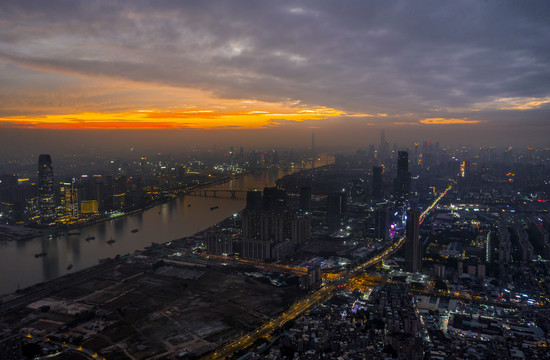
[[210, 206, 219, 211], [66, 264, 73, 270], [131, 229, 139, 233], [85, 235, 95, 241], [107, 237, 116, 245], [67, 232, 81, 236], [34, 252, 47, 258]]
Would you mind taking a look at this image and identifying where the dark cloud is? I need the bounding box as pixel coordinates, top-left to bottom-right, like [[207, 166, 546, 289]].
[[0, 0, 549, 147]]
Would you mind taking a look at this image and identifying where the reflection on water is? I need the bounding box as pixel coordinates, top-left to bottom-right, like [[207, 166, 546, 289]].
[[41, 237, 59, 281], [0, 166, 303, 295]]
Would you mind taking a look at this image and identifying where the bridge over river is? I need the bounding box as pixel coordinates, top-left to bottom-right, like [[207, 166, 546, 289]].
[[187, 188, 250, 199]]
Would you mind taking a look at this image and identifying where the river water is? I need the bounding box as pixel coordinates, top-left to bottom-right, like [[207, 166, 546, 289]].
[[0, 166, 307, 296]]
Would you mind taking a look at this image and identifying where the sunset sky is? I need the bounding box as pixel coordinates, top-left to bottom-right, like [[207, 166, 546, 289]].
[[1, 1, 549, 154]]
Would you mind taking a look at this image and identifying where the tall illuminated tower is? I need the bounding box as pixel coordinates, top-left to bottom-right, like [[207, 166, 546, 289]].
[[38, 154, 55, 223]]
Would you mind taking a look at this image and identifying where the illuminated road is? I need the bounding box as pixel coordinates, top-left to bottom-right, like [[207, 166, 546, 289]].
[[201, 182, 454, 360], [199, 253, 307, 276]]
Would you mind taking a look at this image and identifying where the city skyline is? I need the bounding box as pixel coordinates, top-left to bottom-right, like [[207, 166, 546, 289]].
[[1, 133, 549, 358], [1, 1, 549, 155]]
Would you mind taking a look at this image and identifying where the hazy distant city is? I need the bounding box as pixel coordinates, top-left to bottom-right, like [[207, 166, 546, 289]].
[[0, 132, 549, 360]]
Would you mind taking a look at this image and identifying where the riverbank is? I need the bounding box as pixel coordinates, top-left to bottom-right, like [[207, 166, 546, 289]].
[[5, 163, 323, 242], [4, 169, 262, 242], [0, 191, 238, 304], [0, 224, 43, 241], [0, 165, 309, 296]]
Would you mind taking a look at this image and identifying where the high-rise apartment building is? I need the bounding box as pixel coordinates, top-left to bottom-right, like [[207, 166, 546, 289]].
[[327, 191, 347, 229], [299, 186, 311, 212], [291, 213, 311, 244], [246, 190, 262, 211], [375, 204, 390, 241], [405, 209, 422, 272], [240, 187, 306, 260]]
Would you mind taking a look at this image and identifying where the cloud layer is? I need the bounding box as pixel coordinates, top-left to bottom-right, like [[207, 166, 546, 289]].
[[0, 1, 549, 147]]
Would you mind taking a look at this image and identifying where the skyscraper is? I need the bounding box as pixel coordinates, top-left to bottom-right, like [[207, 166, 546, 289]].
[[398, 151, 408, 174], [414, 143, 418, 168], [311, 132, 315, 169], [299, 186, 311, 212], [372, 166, 383, 198], [394, 151, 411, 198], [327, 191, 347, 229], [379, 129, 389, 159], [375, 204, 390, 241], [38, 154, 55, 223], [405, 209, 422, 273]]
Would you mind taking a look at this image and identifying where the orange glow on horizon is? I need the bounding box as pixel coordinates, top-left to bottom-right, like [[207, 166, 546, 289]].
[[0, 107, 355, 130], [419, 118, 483, 125]]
